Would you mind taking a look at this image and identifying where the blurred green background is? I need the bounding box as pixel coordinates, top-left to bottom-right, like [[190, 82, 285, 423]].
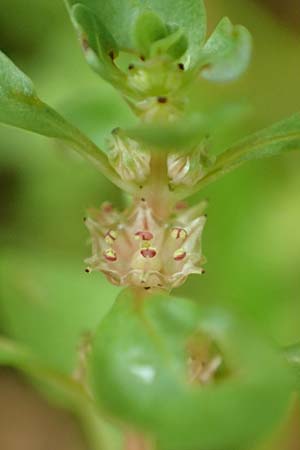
[[0, 0, 299, 449]]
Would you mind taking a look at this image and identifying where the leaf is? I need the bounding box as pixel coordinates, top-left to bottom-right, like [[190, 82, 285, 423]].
[[90, 290, 292, 450], [133, 10, 168, 57], [0, 51, 136, 192], [150, 28, 188, 60], [70, 4, 123, 85], [0, 51, 81, 140], [65, 0, 206, 66], [179, 112, 300, 197], [201, 17, 252, 82]]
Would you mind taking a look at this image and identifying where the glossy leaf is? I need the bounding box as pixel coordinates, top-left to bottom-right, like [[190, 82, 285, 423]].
[[179, 112, 300, 197], [90, 290, 292, 450], [0, 51, 136, 192], [65, 0, 206, 66], [201, 17, 252, 82]]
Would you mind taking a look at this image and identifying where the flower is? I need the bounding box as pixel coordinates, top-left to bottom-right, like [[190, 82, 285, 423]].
[[85, 199, 206, 291], [108, 129, 151, 183]]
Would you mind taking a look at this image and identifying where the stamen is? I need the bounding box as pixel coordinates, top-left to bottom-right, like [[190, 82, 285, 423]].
[[134, 231, 154, 241], [104, 248, 117, 262], [140, 247, 157, 258], [171, 227, 187, 240], [173, 248, 186, 261], [105, 229, 117, 244]]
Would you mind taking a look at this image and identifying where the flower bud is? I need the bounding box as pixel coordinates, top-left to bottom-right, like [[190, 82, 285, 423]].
[[108, 129, 151, 183], [168, 144, 214, 186]]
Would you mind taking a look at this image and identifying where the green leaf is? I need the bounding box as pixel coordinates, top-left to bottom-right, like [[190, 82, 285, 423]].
[[70, 4, 124, 85], [133, 10, 168, 58], [0, 51, 137, 192], [150, 28, 188, 60], [0, 51, 81, 140], [179, 112, 300, 197], [65, 0, 206, 66], [90, 290, 292, 450], [200, 17, 252, 82]]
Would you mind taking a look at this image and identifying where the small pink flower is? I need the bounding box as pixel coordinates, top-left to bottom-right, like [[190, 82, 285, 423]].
[[85, 200, 206, 291]]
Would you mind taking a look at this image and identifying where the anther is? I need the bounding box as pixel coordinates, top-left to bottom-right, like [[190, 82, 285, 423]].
[[140, 247, 157, 258], [173, 248, 186, 261], [135, 231, 154, 241], [104, 249, 117, 262], [105, 230, 117, 244], [171, 227, 187, 240]]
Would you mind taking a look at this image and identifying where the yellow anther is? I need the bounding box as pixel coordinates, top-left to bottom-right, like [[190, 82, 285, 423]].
[[104, 248, 117, 262], [171, 227, 188, 240], [105, 230, 117, 244]]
